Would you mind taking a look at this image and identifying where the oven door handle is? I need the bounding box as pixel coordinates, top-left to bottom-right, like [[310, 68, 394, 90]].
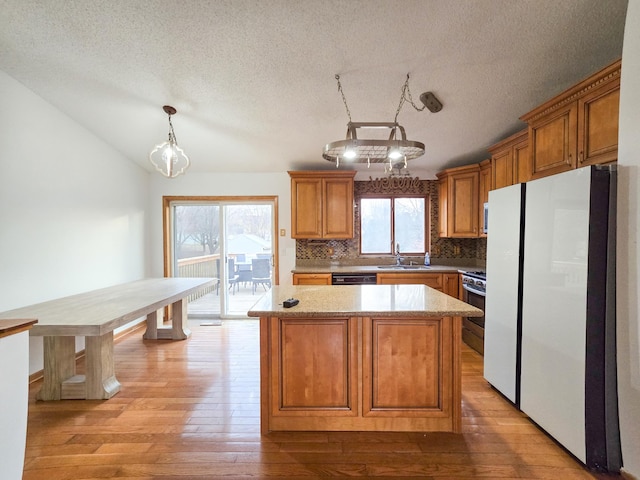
[[462, 283, 486, 297]]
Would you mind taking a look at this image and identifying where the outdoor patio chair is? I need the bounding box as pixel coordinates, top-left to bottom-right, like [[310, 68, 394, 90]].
[[251, 258, 272, 294], [216, 258, 240, 295]]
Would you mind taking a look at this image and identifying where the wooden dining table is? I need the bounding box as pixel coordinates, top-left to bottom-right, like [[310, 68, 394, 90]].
[[0, 277, 215, 401]]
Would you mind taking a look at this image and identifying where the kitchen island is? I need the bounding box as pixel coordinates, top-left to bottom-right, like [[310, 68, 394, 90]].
[[247, 284, 483, 434]]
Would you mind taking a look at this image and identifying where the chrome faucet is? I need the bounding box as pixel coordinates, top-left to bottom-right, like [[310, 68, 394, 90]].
[[395, 243, 403, 265]]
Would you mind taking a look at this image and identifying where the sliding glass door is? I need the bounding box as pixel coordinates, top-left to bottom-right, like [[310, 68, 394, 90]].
[[165, 196, 277, 318]]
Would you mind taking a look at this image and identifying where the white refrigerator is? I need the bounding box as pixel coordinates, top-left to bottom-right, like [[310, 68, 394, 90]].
[[484, 165, 621, 472], [484, 183, 525, 405]]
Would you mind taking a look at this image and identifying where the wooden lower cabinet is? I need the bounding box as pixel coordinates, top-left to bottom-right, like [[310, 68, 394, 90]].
[[260, 315, 461, 433], [292, 273, 332, 285], [377, 272, 459, 298]]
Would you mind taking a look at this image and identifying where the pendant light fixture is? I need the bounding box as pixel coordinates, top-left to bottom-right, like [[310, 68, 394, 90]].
[[323, 74, 441, 168], [149, 105, 190, 178]]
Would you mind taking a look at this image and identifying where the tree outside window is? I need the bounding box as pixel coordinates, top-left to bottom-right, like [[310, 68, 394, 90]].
[[360, 196, 427, 255]]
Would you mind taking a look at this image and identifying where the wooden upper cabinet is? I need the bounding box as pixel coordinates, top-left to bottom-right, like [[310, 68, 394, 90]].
[[289, 171, 356, 239], [436, 164, 479, 238], [323, 176, 354, 238], [487, 128, 529, 190], [521, 59, 620, 180], [491, 148, 513, 190], [478, 159, 491, 238], [437, 176, 448, 238], [290, 175, 323, 238], [578, 76, 620, 167], [512, 137, 531, 184], [526, 102, 578, 179]]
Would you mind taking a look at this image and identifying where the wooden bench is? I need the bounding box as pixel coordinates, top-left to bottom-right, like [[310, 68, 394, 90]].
[[0, 277, 215, 401]]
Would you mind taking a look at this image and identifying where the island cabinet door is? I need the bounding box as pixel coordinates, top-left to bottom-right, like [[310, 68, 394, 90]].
[[266, 317, 359, 429], [362, 316, 459, 432]]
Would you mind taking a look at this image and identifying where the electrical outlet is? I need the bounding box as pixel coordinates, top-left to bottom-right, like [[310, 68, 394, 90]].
[[280, 229, 286, 236], [453, 246, 460, 255]]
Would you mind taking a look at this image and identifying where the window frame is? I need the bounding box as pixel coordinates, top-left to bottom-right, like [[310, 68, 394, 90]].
[[358, 194, 430, 256]]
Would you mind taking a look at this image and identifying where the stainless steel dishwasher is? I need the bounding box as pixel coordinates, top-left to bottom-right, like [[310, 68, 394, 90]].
[[331, 273, 377, 285]]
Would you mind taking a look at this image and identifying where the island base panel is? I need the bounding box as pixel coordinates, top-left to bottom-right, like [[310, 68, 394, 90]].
[[260, 315, 461, 433]]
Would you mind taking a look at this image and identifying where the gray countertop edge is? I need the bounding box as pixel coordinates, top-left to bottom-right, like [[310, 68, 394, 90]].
[[291, 265, 479, 274]]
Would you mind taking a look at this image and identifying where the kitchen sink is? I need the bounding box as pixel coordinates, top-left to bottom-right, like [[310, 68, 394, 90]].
[[377, 265, 431, 270]]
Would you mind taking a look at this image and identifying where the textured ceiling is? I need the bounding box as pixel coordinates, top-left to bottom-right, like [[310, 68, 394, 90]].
[[0, 0, 628, 178]]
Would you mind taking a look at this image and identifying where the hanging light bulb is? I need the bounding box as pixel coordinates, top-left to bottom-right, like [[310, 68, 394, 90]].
[[149, 105, 190, 178], [343, 147, 357, 160], [388, 148, 403, 160]]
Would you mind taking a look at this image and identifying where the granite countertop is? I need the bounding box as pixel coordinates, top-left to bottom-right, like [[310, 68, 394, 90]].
[[292, 264, 479, 274], [247, 284, 483, 318]]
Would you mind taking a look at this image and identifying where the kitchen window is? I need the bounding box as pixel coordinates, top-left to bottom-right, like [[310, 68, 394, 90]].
[[360, 196, 428, 255]]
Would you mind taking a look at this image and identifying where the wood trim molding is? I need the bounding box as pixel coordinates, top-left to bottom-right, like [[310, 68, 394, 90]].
[[520, 59, 621, 123], [162, 195, 280, 287]]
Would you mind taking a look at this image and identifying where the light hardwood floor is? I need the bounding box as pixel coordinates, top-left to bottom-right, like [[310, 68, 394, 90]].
[[23, 320, 620, 479]]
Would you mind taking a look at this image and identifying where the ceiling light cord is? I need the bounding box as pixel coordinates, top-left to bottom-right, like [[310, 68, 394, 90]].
[[167, 112, 179, 145], [335, 73, 426, 125], [335, 74, 352, 123], [394, 73, 427, 123]]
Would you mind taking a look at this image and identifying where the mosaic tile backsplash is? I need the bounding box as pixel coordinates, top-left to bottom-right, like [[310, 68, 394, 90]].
[[296, 179, 487, 267]]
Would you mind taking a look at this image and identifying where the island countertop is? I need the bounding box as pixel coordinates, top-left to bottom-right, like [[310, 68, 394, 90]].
[[247, 284, 483, 318]]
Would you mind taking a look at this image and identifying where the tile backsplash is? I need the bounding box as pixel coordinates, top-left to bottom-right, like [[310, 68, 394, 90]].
[[296, 179, 486, 267]]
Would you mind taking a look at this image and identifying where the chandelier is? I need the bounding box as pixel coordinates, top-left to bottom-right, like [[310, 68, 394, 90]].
[[149, 105, 190, 178], [323, 74, 442, 168]]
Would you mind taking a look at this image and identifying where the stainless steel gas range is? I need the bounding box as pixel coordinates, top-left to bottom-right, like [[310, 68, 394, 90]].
[[460, 270, 486, 355]]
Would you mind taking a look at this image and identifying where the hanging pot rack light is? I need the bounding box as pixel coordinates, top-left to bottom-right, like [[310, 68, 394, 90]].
[[323, 74, 441, 168]]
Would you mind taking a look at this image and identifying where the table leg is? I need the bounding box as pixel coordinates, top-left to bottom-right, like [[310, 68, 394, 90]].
[[143, 299, 191, 340], [169, 298, 191, 340], [38, 336, 76, 401], [142, 309, 159, 340], [84, 333, 121, 399]]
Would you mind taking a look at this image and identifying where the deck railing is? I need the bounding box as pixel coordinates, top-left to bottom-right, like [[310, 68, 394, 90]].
[[177, 254, 219, 301]]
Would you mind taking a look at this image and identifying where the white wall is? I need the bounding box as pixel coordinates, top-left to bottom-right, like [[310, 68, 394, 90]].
[[148, 172, 296, 287], [0, 330, 30, 480], [617, 1, 640, 476], [0, 71, 149, 375]]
